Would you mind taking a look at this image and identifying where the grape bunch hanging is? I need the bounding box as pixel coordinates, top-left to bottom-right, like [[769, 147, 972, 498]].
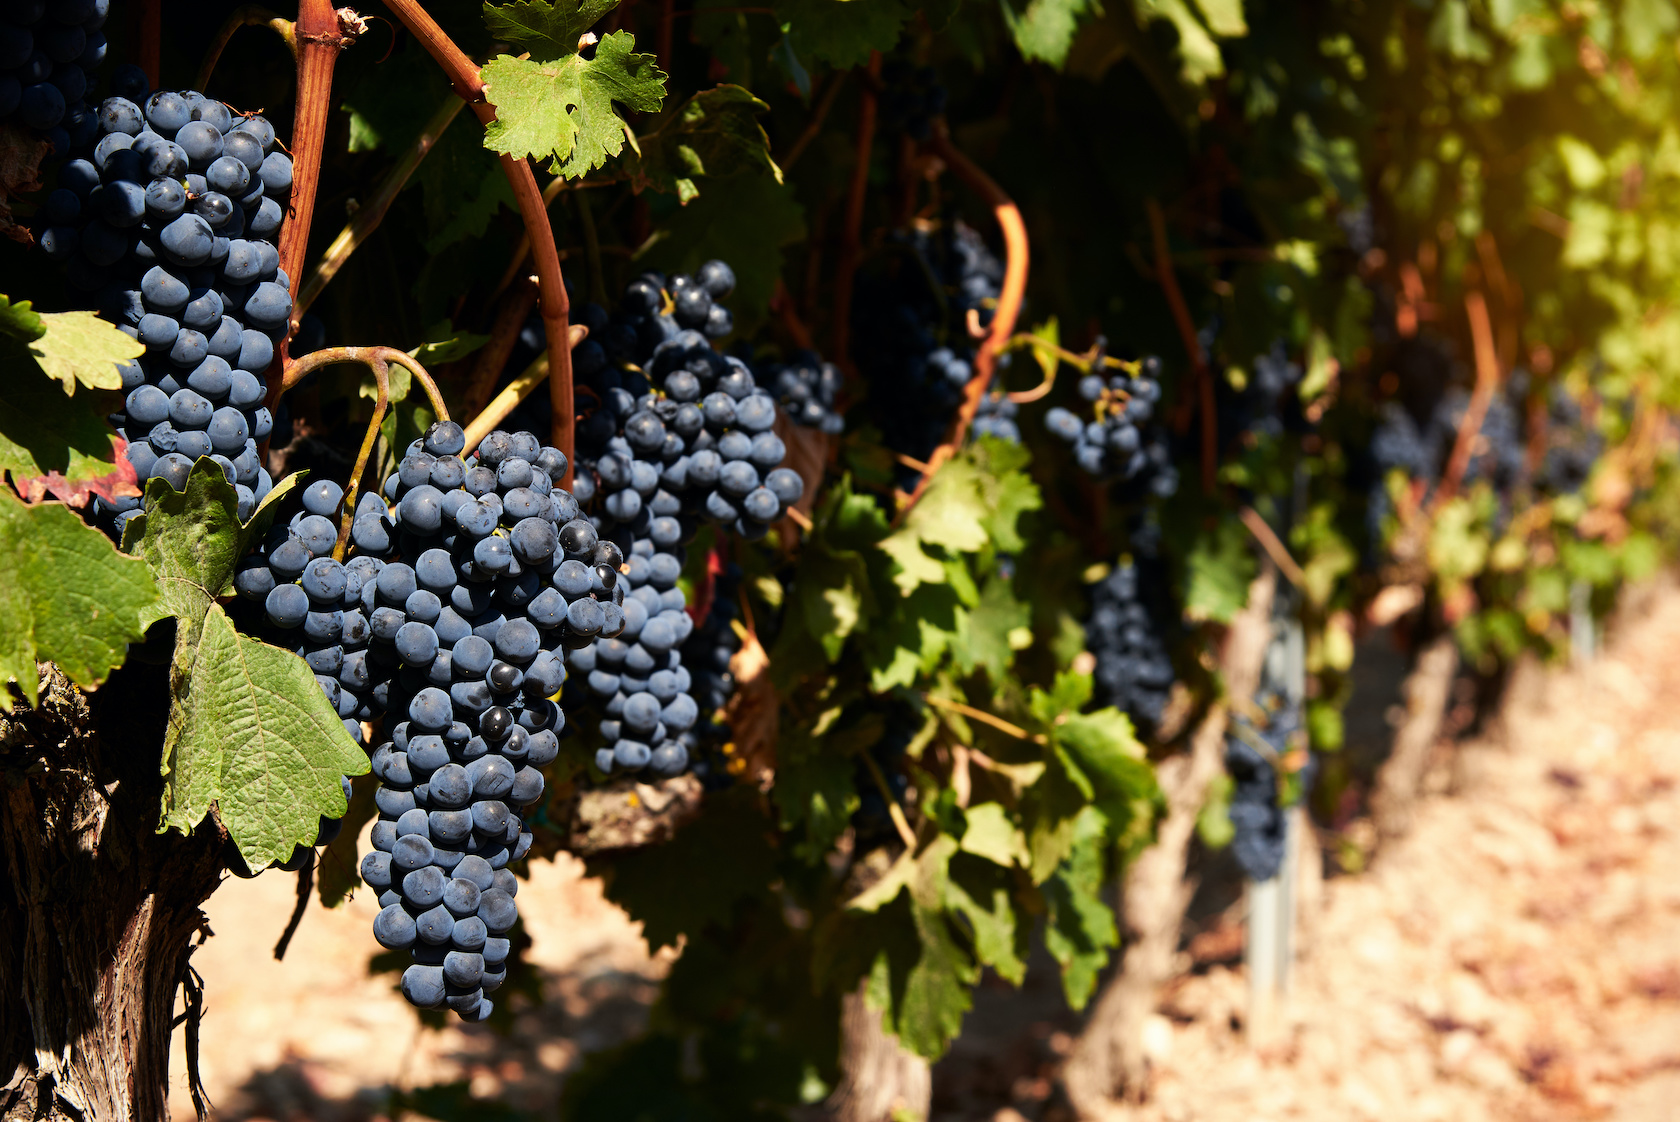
[[0, 0, 130, 150], [1044, 350, 1177, 498], [37, 84, 294, 535]]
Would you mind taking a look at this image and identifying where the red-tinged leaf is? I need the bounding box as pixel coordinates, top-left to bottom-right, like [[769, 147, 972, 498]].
[[13, 436, 142, 508]]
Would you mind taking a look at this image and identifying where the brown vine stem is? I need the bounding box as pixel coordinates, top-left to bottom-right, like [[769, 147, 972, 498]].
[[262, 0, 362, 419], [461, 324, 590, 452], [1237, 506, 1305, 590], [138, 0, 160, 88], [893, 121, 1029, 522], [491, 174, 569, 301], [1147, 199, 1216, 494], [196, 5, 296, 92], [1432, 290, 1501, 512], [830, 54, 881, 366], [296, 95, 465, 317], [381, 0, 575, 480]]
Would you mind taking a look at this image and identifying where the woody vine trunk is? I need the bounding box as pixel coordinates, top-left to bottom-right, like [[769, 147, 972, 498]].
[[0, 663, 225, 1122]]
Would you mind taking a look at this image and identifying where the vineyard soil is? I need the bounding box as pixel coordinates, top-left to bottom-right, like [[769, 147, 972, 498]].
[[168, 576, 1680, 1122]]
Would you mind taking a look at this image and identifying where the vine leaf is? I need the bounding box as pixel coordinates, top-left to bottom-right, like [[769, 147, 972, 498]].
[[880, 441, 1042, 595], [483, 0, 619, 60], [1184, 514, 1257, 622], [1000, 0, 1100, 68], [627, 84, 782, 203], [127, 462, 366, 870], [0, 360, 133, 495], [1042, 805, 1119, 1008], [1, 294, 142, 393], [482, 33, 667, 179], [0, 488, 158, 710]]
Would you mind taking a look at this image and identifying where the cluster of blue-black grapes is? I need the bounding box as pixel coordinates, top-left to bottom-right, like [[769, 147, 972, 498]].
[[1044, 349, 1177, 498], [971, 388, 1021, 443], [35, 86, 294, 535], [560, 262, 805, 777], [0, 0, 124, 149], [764, 350, 845, 434], [852, 220, 1001, 487], [1223, 693, 1309, 882], [1084, 553, 1177, 732], [1220, 338, 1303, 443], [675, 562, 743, 787]]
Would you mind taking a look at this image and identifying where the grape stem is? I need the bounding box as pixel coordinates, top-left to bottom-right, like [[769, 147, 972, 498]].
[[1002, 337, 1140, 404], [195, 5, 297, 92], [296, 94, 466, 317], [379, 0, 577, 484], [858, 748, 918, 850], [1432, 290, 1501, 511], [1237, 506, 1305, 590], [893, 120, 1030, 522], [461, 325, 592, 453], [281, 346, 448, 561], [1147, 198, 1216, 495], [262, 0, 364, 421], [922, 693, 1047, 745], [830, 54, 881, 367]]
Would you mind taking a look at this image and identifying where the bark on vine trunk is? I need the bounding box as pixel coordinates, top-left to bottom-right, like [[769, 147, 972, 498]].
[[0, 662, 225, 1122], [823, 980, 932, 1122], [1370, 633, 1460, 842], [1063, 565, 1278, 1119]]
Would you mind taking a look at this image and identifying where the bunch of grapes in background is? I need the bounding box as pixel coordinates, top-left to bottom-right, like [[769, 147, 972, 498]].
[[852, 220, 1002, 487], [678, 559, 743, 786], [763, 349, 845, 434], [34, 86, 294, 535], [1223, 692, 1309, 882], [1219, 339, 1303, 443], [1044, 351, 1177, 498], [0, 0, 126, 150], [1083, 551, 1177, 732], [877, 58, 947, 140]]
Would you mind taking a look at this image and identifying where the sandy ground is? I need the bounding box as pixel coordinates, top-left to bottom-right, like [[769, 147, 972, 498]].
[[170, 579, 1680, 1121]]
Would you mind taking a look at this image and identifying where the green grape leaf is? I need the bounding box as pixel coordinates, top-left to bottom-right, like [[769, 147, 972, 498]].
[[482, 34, 667, 179], [945, 853, 1025, 984], [773, 714, 867, 860], [628, 84, 782, 202], [0, 357, 134, 498], [959, 802, 1030, 868], [410, 322, 491, 365], [0, 488, 158, 710], [1000, 0, 1099, 68], [483, 0, 619, 60], [643, 170, 805, 331], [0, 292, 45, 340], [1042, 806, 1118, 1009], [1, 297, 142, 395], [1184, 515, 1256, 623], [1054, 705, 1155, 823], [1135, 0, 1226, 82], [595, 787, 777, 950], [128, 463, 366, 869], [775, 0, 911, 69], [952, 573, 1030, 682]]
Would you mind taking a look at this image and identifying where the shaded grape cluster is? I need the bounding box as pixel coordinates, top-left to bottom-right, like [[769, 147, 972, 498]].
[[877, 58, 947, 141], [1044, 353, 1176, 497], [37, 85, 294, 534], [1223, 695, 1310, 882], [1084, 556, 1177, 732], [763, 349, 845, 434], [971, 386, 1020, 443], [852, 220, 1001, 486], [0, 0, 124, 149]]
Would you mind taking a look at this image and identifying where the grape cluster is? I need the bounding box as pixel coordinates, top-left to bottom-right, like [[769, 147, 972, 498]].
[[971, 386, 1020, 443], [763, 350, 845, 434], [0, 0, 121, 149], [1533, 383, 1603, 496], [37, 87, 294, 534], [852, 221, 1000, 486], [877, 59, 947, 141], [1224, 339, 1303, 441], [1223, 695, 1307, 882], [1044, 354, 1177, 497], [1084, 556, 1177, 732]]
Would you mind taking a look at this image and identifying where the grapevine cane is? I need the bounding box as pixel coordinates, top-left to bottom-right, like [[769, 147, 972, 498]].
[[894, 121, 1029, 521], [262, 0, 362, 418], [379, 0, 576, 484], [1432, 290, 1501, 511]]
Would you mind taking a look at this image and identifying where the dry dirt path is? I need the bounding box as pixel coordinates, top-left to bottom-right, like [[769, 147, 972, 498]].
[[168, 579, 1680, 1121]]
